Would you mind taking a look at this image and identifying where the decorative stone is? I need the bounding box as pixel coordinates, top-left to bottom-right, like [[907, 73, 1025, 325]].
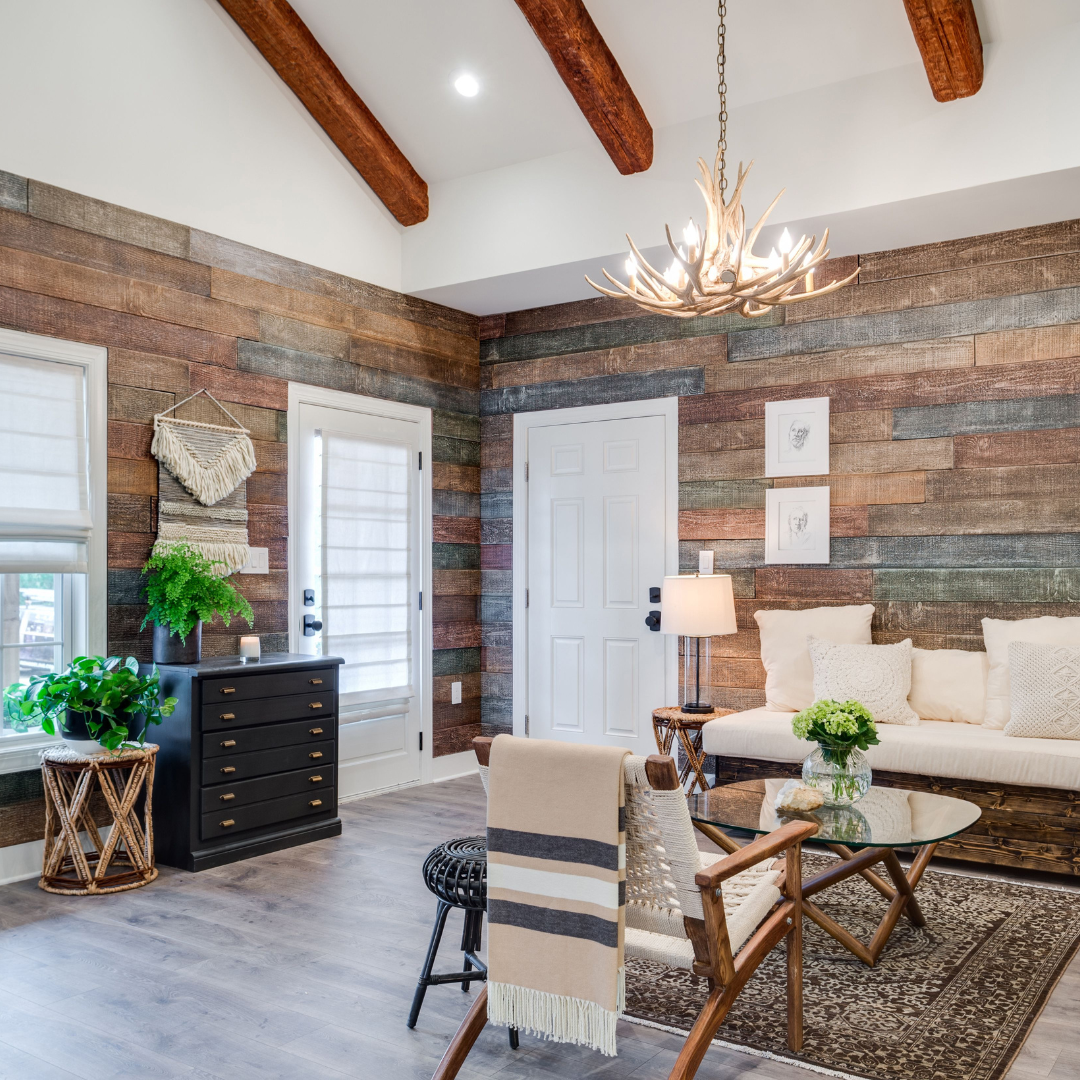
[[774, 779, 826, 812]]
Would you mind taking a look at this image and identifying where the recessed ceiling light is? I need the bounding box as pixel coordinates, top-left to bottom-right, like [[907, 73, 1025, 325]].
[[454, 73, 480, 98]]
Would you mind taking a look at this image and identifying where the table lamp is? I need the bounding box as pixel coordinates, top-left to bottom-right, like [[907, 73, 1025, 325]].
[[661, 573, 737, 713]]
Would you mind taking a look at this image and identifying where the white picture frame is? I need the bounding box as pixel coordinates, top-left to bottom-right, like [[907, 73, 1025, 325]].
[[765, 396, 830, 477], [764, 486, 831, 565]]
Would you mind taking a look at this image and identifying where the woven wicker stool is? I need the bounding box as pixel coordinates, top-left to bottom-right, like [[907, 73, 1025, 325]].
[[39, 744, 158, 895], [408, 836, 517, 1049]]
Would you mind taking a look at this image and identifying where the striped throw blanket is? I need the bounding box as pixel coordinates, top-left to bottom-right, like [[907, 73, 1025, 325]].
[[486, 735, 629, 1056]]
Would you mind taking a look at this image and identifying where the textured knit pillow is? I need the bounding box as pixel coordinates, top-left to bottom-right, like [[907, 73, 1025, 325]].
[[1004, 640, 1080, 740], [808, 637, 919, 726]]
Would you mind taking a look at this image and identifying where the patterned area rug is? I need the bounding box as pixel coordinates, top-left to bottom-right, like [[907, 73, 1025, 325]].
[[623, 856, 1080, 1080]]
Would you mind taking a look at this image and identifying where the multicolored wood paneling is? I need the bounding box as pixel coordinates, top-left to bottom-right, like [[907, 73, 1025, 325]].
[[478, 225, 1080, 728], [0, 168, 481, 773]]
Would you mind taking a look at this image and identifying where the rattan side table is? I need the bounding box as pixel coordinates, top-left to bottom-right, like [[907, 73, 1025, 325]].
[[651, 707, 735, 794], [40, 743, 159, 895]]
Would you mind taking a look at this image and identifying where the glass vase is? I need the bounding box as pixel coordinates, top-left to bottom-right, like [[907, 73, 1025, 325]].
[[801, 746, 872, 806]]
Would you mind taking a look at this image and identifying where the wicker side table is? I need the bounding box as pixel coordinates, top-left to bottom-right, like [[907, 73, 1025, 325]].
[[651, 707, 734, 794], [40, 743, 159, 895]]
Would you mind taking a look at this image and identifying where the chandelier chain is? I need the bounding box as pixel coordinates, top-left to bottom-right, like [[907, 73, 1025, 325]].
[[717, 0, 727, 195]]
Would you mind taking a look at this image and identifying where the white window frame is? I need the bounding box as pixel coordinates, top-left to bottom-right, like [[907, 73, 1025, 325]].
[[0, 328, 107, 772], [286, 383, 434, 785]]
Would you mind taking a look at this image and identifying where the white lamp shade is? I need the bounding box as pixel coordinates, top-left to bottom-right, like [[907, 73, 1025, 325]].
[[661, 574, 737, 637]]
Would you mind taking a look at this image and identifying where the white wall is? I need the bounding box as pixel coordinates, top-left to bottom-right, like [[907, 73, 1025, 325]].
[[405, 22, 1080, 311], [0, 0, 402, 290]]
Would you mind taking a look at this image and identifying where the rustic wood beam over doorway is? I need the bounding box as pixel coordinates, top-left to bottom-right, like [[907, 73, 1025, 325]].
[[218, 0, 428, 225], [513, 0, 653, 175], [903, 0, 984, 102]]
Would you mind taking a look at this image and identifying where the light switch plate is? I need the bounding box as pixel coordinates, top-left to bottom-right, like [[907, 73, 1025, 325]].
[[698, 549, 714, 575], [451, 681, 462, 705], [239, 547, 269, 574]]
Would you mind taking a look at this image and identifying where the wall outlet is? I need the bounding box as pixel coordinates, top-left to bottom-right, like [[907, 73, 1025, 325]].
[[239, 547, 269, 574], [451, 681, 462, 705]]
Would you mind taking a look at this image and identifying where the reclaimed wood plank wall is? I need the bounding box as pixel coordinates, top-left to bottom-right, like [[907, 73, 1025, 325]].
[[0, 167, 481, 828], [478, 219, 1080, 728]]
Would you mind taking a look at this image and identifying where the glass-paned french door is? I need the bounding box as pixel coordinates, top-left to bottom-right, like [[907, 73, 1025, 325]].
[[294, 400, 424, 797]]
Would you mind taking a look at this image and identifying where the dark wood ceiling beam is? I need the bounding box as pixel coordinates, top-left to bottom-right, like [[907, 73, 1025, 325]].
[[218, 0, 428, 225], [903, 0, 984, 102], [513, 0, 653, 175]]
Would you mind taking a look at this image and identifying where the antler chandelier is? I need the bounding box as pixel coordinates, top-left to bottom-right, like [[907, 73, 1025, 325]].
[[586, 1, 857, 319]]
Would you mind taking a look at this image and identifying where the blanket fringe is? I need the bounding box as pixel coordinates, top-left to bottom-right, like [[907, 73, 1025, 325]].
[[488, 969, 625, 1057], [152, 537, 249, 576], [152, 418, 256, 506]]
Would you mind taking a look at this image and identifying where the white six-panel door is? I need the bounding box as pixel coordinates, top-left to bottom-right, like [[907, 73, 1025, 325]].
[[527, 414, 668, 749]]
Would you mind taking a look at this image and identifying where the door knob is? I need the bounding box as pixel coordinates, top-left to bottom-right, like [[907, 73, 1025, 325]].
[[303, 614, 323, 636], [645, 611, 661, 631]]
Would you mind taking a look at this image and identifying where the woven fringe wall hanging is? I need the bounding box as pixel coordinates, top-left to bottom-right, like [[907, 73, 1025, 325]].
[[150, 391, 256, 575]]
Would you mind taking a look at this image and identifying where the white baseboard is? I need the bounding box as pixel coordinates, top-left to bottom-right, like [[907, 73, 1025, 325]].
[[0, 838, 45, 886], [431, 749, 479, 783]]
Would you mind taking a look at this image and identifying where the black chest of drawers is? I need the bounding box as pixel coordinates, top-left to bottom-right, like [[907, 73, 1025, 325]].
[[149, 653, 344, 871]]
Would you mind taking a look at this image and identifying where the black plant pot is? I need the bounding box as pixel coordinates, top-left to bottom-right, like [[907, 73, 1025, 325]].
[[152, 621, 202, 665], [62, 709, 146, 749]]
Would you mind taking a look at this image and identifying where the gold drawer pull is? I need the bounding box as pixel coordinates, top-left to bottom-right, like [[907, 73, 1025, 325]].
[[220, 793, 235, 801], [219, 687, 236, 695], [309, 727, 323, 735], [220, 739, 236, 748], [309, 678, 323, 685], [221, 766, 236, 774], [220, 713, 235, 720], [220, 819, 235, 827], [309, 775, 323, 783], [309, 751, 323, 760], [309, 799, 323, 808], [308, 701, 323, 710]]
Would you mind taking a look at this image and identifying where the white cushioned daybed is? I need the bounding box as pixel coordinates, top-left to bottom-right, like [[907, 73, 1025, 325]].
[[700, 605, 1080, 876]]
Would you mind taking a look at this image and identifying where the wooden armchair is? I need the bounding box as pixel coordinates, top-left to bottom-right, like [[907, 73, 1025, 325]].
[[432, 738, 815, 1080]]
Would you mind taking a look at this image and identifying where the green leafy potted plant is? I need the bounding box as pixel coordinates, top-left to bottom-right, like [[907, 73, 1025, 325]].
[[19, 655, 178, 754], [792, 699, 881, 806], [140, 543, 254, 663]]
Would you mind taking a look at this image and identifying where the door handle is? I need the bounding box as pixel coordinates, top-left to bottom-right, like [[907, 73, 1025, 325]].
[[303, 614, 323, 636], [645, 610, 661, 631]]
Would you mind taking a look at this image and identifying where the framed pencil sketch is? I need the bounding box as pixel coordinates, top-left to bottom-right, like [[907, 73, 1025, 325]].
[[765, 396, 829, 477], [764, 486, 830, 565]]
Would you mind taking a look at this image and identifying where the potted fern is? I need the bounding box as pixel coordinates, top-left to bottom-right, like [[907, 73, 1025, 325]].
[[140, 543, 254, 663], [19, 655, 177, 754]]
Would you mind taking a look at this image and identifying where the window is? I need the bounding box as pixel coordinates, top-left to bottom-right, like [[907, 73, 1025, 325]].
[[0, 329, 106, 756]]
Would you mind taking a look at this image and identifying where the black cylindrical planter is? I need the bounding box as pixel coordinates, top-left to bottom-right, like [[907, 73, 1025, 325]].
[[152, 621, 202, 664], [63, 709, 145, 744]]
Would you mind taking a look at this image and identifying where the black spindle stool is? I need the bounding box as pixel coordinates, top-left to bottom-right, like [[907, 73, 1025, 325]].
[[407, 835, 517, 1049]]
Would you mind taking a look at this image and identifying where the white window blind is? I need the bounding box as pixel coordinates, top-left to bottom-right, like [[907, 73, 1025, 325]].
[[0, 351, 90, 534], [322, 430, 412, 699]]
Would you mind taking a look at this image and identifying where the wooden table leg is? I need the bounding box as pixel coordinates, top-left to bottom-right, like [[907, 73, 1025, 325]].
[[677, 726, 711, 795]]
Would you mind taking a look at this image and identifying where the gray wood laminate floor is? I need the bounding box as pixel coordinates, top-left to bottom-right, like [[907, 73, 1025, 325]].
[[0, 775, 1077, 1080]]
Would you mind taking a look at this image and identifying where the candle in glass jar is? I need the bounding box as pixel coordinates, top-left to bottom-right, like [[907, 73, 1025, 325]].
[[239, 636, 260, 660]]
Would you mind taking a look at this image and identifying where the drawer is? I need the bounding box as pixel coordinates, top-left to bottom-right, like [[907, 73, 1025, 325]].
[[201, 740, 335, 784], [202, 717, 334, 759], [201, 787, 334, 841], [201, 667, 335, 704], [201, 764, 335, 814], [202, 692, 335, 732]]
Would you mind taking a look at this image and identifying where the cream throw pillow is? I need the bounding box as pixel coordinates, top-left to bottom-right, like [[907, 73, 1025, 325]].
[[982, 616, 1080, 729], [909, 648, 988, 724], [809, 637, 920, 726], [755, 605, 874, 712], [1005, 640, 1080, 740]]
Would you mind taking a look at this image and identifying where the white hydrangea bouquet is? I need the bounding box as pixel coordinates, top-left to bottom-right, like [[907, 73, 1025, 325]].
[[792, 699, 881, 805]]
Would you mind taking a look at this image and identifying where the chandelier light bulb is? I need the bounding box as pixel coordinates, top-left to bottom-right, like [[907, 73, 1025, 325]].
[[454, 73, 480, 97], [683, 220, 700, 251], [778, 228, 793, 254], [767, 248, 781, 271]]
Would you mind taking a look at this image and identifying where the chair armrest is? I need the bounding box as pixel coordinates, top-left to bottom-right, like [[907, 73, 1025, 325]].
[[472, 737, 493, 767], [695, 820, 818, 889]]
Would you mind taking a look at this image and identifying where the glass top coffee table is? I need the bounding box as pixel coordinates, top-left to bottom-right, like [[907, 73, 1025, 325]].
[[688, 779, 982, 967]]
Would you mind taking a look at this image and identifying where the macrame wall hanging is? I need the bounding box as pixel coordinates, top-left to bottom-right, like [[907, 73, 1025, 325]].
[[151, 390, 257, 575]]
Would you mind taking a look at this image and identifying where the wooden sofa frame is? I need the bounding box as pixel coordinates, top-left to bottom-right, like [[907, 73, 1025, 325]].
[[710, 755, 1080, 877]]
